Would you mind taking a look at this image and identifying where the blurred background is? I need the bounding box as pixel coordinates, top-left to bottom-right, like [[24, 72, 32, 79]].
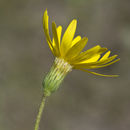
[[0, 0, 130, 130]]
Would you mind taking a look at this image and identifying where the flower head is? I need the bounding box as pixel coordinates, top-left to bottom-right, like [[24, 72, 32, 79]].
[[43, 9, 120, 78]]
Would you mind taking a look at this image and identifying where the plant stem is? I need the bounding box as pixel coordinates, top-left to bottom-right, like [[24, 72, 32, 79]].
[[34, 95, 46, 130]]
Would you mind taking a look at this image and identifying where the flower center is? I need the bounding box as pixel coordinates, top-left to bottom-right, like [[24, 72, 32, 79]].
[[55, 58, 72, 73]]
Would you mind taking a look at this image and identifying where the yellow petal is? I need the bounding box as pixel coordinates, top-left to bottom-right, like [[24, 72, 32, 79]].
[[52, 22, 60, 56], [52, 25, 62, 55], [73, 55, 118, 68], [77, 48, 107, 64], [100, 51, 111, 61], [71, 45, 101, 62], [65, 37, 88, 60], [61, 19, 77, 56], [97, 55, 118, 65], [43, 9, 52, 46], [88, 58, 120, 69], [81, 54, 101, 63], [85, 45, 101, 53], [71, 36, 81, 48], [98, 48, 108, 54], [43, 9, 55, 55], [79, 69, 119, 77], [57, 25, 62, 44], [71, 46, 107, 63]]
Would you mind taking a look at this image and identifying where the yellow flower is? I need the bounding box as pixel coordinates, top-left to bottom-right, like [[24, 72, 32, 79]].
[[43, 9, 120, 78], [34, 10, 120, 129]]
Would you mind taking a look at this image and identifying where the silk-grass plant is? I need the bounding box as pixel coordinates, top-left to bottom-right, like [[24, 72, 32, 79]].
[[34, 9, 120, 130]]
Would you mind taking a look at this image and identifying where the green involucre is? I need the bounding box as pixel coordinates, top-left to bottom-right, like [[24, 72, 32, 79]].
[[42, 58, 72, 97]]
